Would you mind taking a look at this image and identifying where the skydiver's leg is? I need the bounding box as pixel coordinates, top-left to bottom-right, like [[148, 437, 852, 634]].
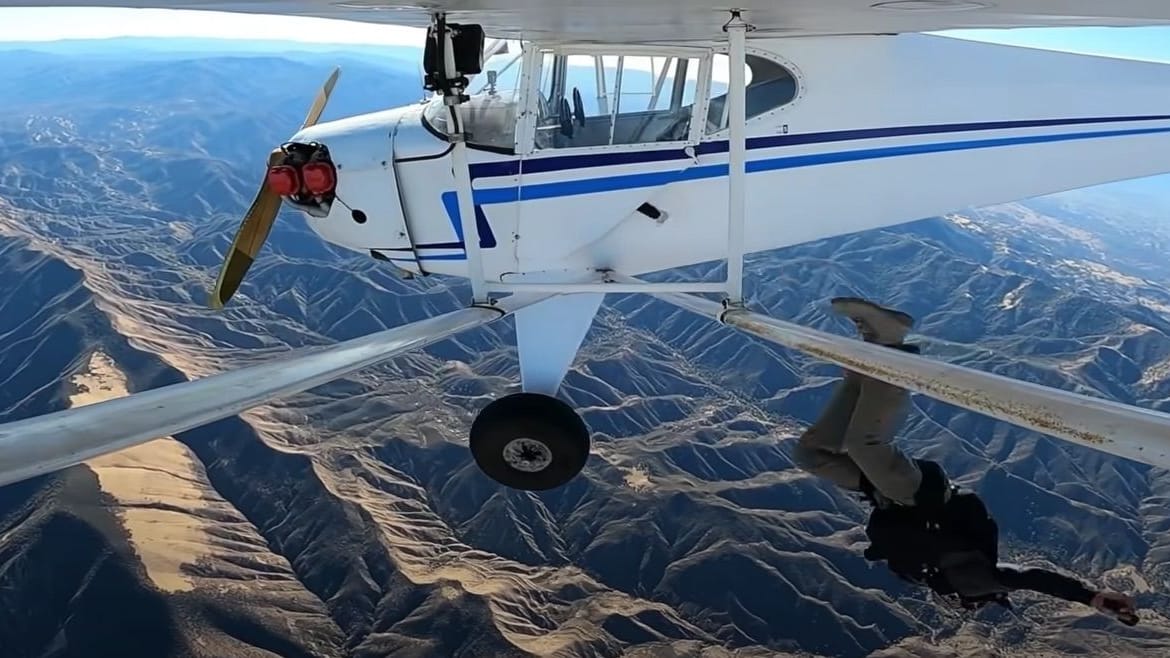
[[842, 375, 922, 506], [792, 373, 865, 491], [828, 297, 923, 506]]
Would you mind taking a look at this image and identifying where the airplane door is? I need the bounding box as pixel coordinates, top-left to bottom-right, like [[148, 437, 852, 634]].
[[513, 49, 710, 268]]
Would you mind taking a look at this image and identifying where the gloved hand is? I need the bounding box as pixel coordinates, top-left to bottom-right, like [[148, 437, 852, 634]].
[[1091, 591, 1138, 626]]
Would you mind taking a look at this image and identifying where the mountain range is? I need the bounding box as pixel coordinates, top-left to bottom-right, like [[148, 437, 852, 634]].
[[1, 39, 1170, 657]]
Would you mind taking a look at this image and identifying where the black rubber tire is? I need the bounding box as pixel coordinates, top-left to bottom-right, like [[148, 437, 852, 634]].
[[469, 392, 590, 491]]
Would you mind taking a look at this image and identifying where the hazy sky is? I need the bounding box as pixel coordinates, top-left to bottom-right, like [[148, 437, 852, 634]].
[[0, 7, 423, 44], [1, 6, 1170, 64]]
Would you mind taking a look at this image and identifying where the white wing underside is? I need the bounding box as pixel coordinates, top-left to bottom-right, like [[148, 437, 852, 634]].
[[0, 296, 544, 488], [5, 0, 1170, 42]]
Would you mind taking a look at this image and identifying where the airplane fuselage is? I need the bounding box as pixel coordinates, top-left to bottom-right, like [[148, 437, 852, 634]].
[[289, 33, 1170, 286]]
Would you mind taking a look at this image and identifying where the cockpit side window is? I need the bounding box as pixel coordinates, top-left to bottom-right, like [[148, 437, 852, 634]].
[[705, 53, 797, 133], [533, 51, 703, 150]]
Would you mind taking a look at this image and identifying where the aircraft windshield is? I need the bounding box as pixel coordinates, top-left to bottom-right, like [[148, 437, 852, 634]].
[[422, 40, 524, 151]]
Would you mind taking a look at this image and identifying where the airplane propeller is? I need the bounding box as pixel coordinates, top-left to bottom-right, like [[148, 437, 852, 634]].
[[208, 66, 341, 309]]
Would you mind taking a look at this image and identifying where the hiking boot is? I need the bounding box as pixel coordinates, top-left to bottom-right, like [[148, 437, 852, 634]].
[[830, 297, 915, 345]]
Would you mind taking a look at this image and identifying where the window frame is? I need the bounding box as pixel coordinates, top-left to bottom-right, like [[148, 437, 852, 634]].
[[515, 43, 716, 156], [419, 40, 531, 155], [701, 46, 804, 139]]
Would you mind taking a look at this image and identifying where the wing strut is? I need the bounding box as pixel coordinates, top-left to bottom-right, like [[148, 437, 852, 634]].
[[724, 9, 751, 306], [428, 14, 488, 304], [0, 294, 546, 488], [646, 285, 1170, 471]]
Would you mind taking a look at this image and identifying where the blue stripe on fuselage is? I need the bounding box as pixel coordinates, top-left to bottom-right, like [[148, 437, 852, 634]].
[[465, 114, 1170, 179], [422, 117, 1170, 258], [439, 189, 498, 248]]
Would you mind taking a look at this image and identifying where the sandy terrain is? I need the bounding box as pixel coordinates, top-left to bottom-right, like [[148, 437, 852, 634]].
[[71, 351, 206, 593]]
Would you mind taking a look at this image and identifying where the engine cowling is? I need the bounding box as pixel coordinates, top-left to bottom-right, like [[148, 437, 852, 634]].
[[288, 107, 420, 274]]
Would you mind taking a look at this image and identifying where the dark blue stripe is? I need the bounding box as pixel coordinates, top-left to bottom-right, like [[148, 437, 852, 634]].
[[417, 253, 469, 261], [413, 241, 465, 250], [424, 123, 1170, 262], [387, 253, 467, 262], [474, 124, 1170, 203], [471, 146, 691, 178], [467, 114, 1170, 179], [700, 114, 1170, 156], [440, 191, 498, 247]]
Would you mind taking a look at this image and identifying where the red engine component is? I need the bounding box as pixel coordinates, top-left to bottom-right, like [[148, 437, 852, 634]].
[[266, 165, 301, 196], [301, 161, 337, 196]]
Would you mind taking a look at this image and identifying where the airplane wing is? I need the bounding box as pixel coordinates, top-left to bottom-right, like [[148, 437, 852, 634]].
[[4, 1, 1170, 42], [645, 286, 1170, 472], [0, 295, 544, 488]]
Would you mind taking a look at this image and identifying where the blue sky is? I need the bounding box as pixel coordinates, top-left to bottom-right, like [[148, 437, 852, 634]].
[[1, 7, 1170, 64], [944, 26, 1170, 62]]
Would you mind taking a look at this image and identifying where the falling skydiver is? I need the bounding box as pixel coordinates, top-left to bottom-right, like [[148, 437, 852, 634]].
[[792, 297, 1140, 624]]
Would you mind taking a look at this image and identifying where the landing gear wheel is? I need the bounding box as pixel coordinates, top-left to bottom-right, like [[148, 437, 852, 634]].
[[469, 392, 590, 491]]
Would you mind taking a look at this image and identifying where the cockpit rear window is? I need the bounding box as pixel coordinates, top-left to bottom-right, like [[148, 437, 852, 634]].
[[706, 53, 798, 133]]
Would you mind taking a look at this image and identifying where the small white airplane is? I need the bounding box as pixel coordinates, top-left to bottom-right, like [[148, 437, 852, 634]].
[[4, 1, 1170, 492]]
